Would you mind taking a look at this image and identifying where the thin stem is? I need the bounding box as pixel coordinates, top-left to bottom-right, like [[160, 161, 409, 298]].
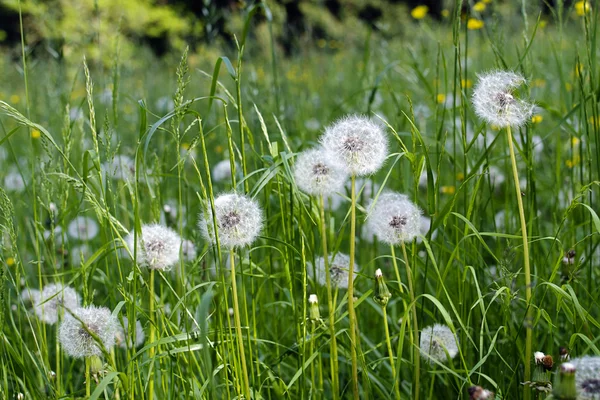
[[401, 243, 419, 400], [319, 195, 339, 399], [230, 249, 251, 399], [348, 175, 359, 400], [310, 322, 316, 395], [382, 306, 401, 399], [86, 357, 91, 398], [148, 269, 155, 400], [507, 125, 532, 398]]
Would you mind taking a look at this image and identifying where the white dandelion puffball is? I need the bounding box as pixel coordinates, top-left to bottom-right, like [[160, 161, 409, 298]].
[[59, 305, 118, 358], [570, 356, 600, 399], [366, 192, 422, 245], [103, 154, 136, 181], [420, 324, 459, 364], [67, 216, 100, 241], [20, 288, 41, 304], [212, 159, 238, 183], [4, 171, 26, 192], [181, 239, 197, 262], [115, 317, 145, 349], [34, 283, 81, 325], [472, 71, 534, 128], [320, 114, 388, 176], [310, 253, 359, 289], [199, 193, 263, 249], [125, 224, 181, 270], [293, 148, 348, 196]]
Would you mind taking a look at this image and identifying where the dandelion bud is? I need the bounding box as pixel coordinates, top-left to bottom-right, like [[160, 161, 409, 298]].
[[366, 192, 422, 245], [308, 294, 320, 322], [533, 351, 553, 384], [309, 253, 359, 289], [124, 224, 181, 271], [293, 148, 348, 196], [419, 324, 459, 364], [553, 362, 577, 400], [373, 268, 392, 307], [35, 284, 81, 325], [320, 114, 388, 176], [468, 386, 495, 400], [559, 346, 570, 362], [472, 71, 534, 128], [570, 356, 600, 399], [58, 305, 118, 358], [198, 193, 263, 249]]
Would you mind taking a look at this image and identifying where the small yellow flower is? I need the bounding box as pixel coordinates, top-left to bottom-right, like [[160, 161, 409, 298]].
[[531, 115, 543, 124], [566, 159, 573, 168], [566, 155, 581, 168], [473, 2, 486, 12], [574, 63, 585, 77], [441, 9, 450, 18], [461, 78, 473, 89], [575, 1, 592, 16], [571, 136, 581, 146], [181, 142, 190, 151], [441, 186, 456, 195], [31, 129, 41, 139], [456, 172, 465, 181], [565, 82, 573, 92], [10, 94, 20, 104], [533, 79, 546, 88], [589, 116, 600, 128], [215, 145, 224, 154], [6, 257, 15, 267], [467, 18, 485, 30], [436, 93, 446, 104], [539, 20, 548, 28], [411, 5, 429, 20], [317, 39, 326, 49]]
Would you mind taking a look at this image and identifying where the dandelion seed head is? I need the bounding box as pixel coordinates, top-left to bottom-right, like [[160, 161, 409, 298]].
[[320, 115, 388, 176], [366, 192, 422, 245], [420, 324, 459, 364], [103, 155, 136, 181], [212, 160, 238, 183], [4, 171, 26, 192], [198, 193, 263, 249], [310, 253, 359, 289], [35, 283, 80, 325], [181, 239, 197, 262], [59, 305, 118, 358], [571, 356, 600, 399], [472, 71, 534, 128], [125, 224, 181, 270], [20, 288, 40, 304], [67, 216, 100, 241], [115, 317, 145, 349], [293, 148, 348, 196]]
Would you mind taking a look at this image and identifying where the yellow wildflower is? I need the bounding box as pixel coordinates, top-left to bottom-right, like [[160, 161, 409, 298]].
[[441, 9, 450, 18], [31, 129, 41, 139], [441, 186, 456, 195], [317, 39, 326, 49], [566, 155, 581, 168], [531, 115, 543, 124], [6, 257, 15, 267], [539, 20, 548, 29], [571, 137, 580, 146], [461, 79, 473, 89], [467, 18, 485, 30], [473, 2, 486, 12], [411, 5, 429, 20], [10, 94, 20, 104], [575, 1, 592, 16], [436, 93, 446, 104], [456, 172, 465, 181]]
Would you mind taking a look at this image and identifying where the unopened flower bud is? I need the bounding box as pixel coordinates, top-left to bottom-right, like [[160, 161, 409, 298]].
[[308, 294, 320, 322], [553, 362, 577, 400], [559, 346, 570, 362], [373, 269, 392, 307]]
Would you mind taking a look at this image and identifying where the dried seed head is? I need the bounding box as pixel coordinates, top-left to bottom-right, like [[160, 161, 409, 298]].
[[366, 192, 422, 245], [125, 224, 181, 271], [310, 253, 359, 289], [35, 283, 81, 325], [198, 193, 263, 249], [293, 148, 348, 196], [472, 71, 534, 128], [320, 115, 388, 176], [419, 324, 459, 364], [58, 305, 118, 358], [571, 356, 600, 399]]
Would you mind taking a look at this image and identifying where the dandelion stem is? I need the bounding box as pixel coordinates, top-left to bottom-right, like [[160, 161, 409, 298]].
[[230, 249, 251, 399], [319, 195, 339, 399], [382, 306, 401, 399], [506, 125, 532, 398], [348, 175, 359, 400], [401, 242, 419, 400], [86, 357, 91, 398], [148, 269, 156, 400]]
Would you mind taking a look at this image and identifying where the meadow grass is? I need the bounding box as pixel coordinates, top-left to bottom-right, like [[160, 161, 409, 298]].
[[1, 2, 599, 399]]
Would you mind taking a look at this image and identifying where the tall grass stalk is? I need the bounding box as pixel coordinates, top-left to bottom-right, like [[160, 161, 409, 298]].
[[348, 175, 359, 400], [229, 249, 251, 399], [319, 194, 339, 398], [148, 269, 156, 400], [382, 305, 400, 399], [506, 125, 533, 396]]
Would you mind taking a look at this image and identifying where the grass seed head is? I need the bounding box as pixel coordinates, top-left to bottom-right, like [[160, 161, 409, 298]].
[[320, 114, 388, 176]]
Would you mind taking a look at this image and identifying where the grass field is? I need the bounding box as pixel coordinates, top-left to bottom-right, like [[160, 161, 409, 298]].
[[1, 1, 600, 399]]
